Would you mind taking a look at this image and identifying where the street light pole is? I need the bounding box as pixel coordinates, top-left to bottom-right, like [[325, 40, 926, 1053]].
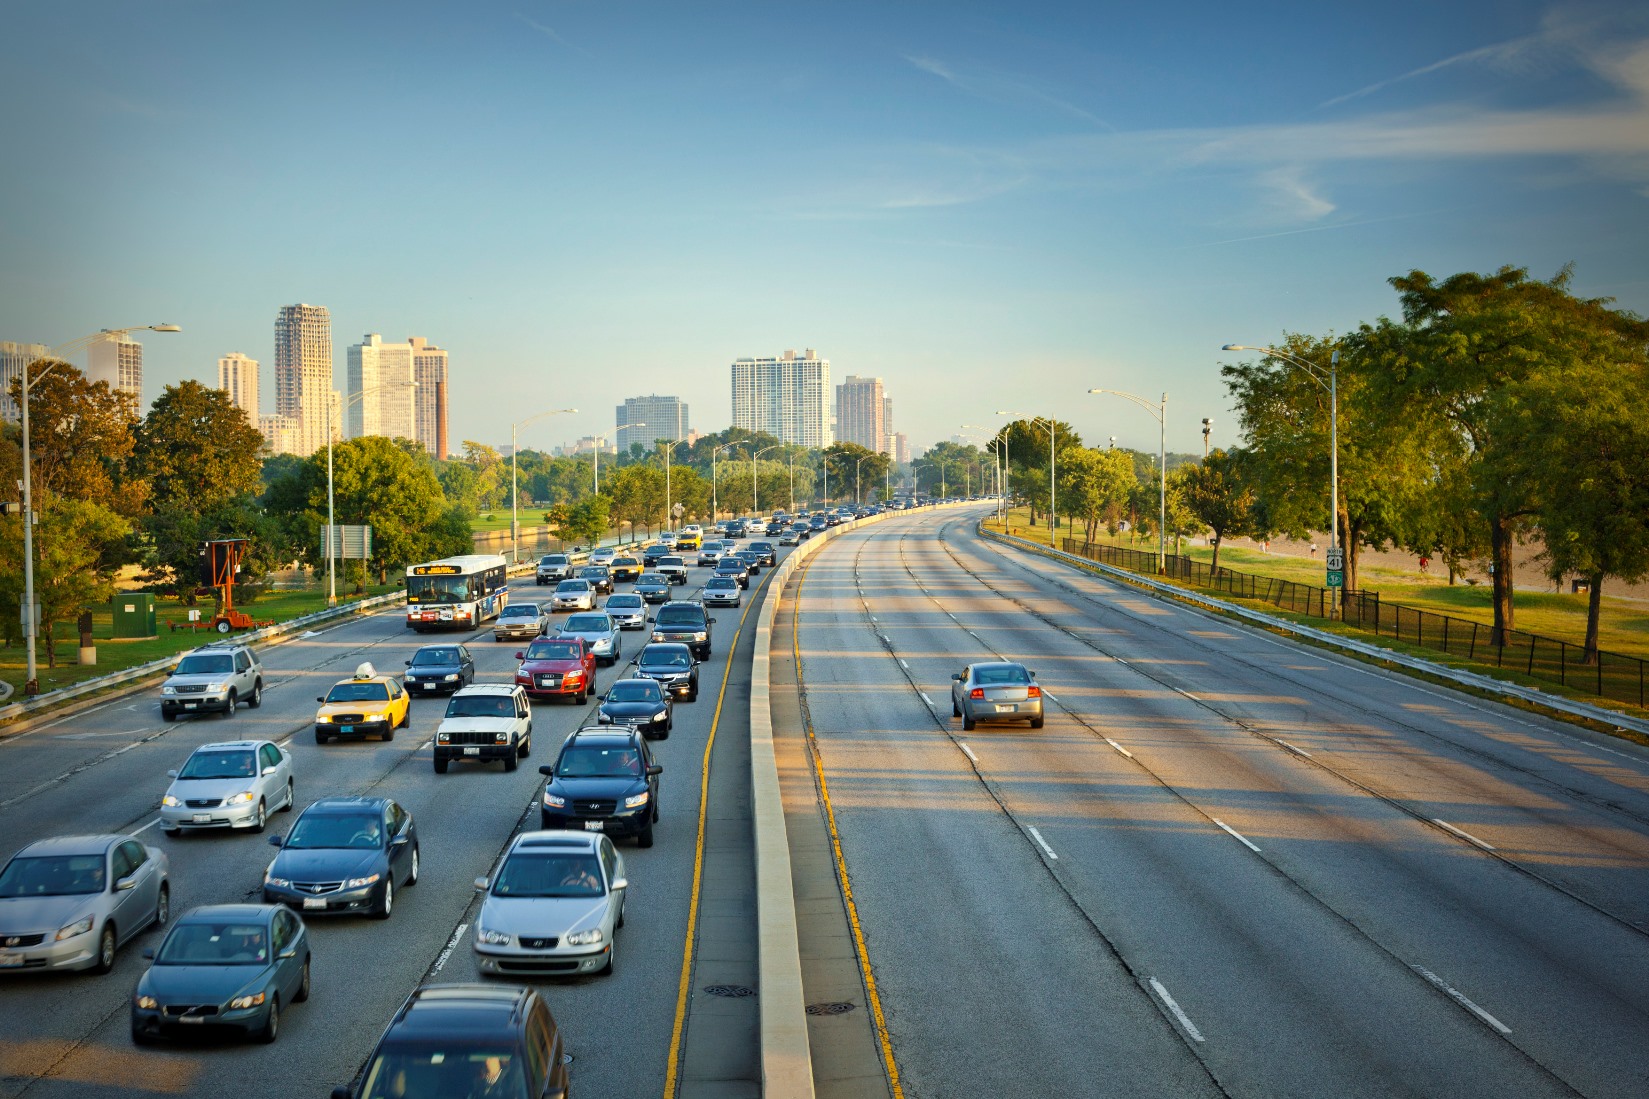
[[854, 455, 870, 505], [753, 445, 780, 515], [997, 412, 1060, 543], [658, 437, 686, 530], [18, 324, 180, 694], [1201, 417, 1213, 458], [509, 407, 577, 565], [1087, 390, 1168, 573]]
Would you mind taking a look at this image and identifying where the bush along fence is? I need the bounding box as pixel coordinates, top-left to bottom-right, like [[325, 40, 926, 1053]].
[[1059, 537, 1647, 710]]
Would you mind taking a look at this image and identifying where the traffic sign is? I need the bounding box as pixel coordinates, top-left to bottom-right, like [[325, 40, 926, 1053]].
[[1325, 548, 1344, 571], [1326, 570, 1344, 589]]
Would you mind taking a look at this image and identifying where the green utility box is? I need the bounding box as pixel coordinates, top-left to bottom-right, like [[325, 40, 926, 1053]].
[[111, 593, 158, 639]]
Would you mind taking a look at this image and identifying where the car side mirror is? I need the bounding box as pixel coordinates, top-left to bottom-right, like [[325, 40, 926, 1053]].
[[647, 616, 656, 623], [515, 652, 525, 660], [268, 835, 283, 847], [279, 947, 298, 959], [115, 875, 137, 892], [474, 877, 490, 891], [262, 767, 278, 776], [647, 764, 663, 776], [332, 1088, 355, 1099], [611, 877, 628, 892], [391, 834, 409, 847], [708, 618, 717, 625], [142, 947, 155, 959], [403, 659, 412, 666], [538, 765, 555, 776], [316, 696, 325, 703], [1030, 671, 1037, 678], [951, 673, 963, 681], [166, 769, 179, 778]]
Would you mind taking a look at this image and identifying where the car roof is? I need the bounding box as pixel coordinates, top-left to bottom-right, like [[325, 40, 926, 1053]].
[[564, 726, 643, 747], [511, 830, 599, 853], [390, 984, 536, 1036], [639, 642, 693, 657], [192, 740, 266, 752], [301, 795, 390, 816], [414, 644, 463, 653], [452, 684, 520, 697], [968, 661, 1029, 673], [15, 834, 124, 857], [174, 903, 277, 923]]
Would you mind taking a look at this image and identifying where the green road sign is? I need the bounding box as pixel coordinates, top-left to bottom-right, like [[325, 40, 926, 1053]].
[[1326, 569, 1344, 589]]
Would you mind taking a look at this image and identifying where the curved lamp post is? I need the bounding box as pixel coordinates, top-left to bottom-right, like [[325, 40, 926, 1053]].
[[1088, 389, 1167, 573], [711, 441, 740, 521], [658, 437, 688, 530], [996, 412, 1059, 540], [509, 407, 577, 565]]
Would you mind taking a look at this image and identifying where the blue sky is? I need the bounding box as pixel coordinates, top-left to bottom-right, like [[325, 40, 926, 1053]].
[[4, 1, 1646, 456]]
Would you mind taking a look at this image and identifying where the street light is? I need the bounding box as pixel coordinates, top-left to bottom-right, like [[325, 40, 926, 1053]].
[[996, 412, 1060, 541], [326, 381, 421, 605], [1224, 344, 1340, 614], [16, 324, 180, 695], [509, 407, 577, 565], [752, 444, 781, 515], [658, 437, 688, 530], [711, 441, 740, 521], [853, 454, 871, 505], [1088, 389, 1167, 573], [593, 423, 638, 497], [1201, 417, 1214, 458]]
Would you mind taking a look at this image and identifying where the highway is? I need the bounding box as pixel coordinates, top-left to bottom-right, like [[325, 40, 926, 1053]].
[[784, 507, 1649, 1098]]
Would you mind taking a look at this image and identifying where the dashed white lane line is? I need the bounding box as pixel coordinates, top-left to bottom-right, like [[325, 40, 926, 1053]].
[[1411, 965, 1511, 1034], [1148, 977, 1205, 1042], [1173, 687, 1199, 702], [1105, 738, 1134, 759], [1433, 819, 1496, 851], [918, 692, 936, 709], [431, 922, 470, 973], [133, 818, 161, 833], [1212, 818, 1261, 853], [899, 659, 909, 670], [1026, 826, 1058, 861], [1278, 740, 1312, 758], [959, 742, 979, 764]]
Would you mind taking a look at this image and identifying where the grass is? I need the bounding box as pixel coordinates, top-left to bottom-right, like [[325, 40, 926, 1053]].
[[0, 581, 402, 701]]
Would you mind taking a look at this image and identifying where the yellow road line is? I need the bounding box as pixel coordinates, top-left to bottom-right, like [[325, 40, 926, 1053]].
[[792, 553, 906, 1099]]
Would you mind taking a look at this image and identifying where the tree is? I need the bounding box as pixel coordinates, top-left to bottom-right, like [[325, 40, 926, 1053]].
[[460, 440, 509, 511], [822, 442, 890, 506], [1177, 449, 1257, 573], [607, 464, 665, 537], [4, 363, 144, 514], [557, 496, 610, 547], [0, 497, 131, 667], [990, 423, 1078, 523], [1057, 447, 1137, 544]]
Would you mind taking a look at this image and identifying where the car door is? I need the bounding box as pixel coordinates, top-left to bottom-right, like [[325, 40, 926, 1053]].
[[234, 649, 254, 694], [110, 840, 156, 944], [273, 909, 306, 998], [459, 645, 475, 684], [256, 742, 280, 805]]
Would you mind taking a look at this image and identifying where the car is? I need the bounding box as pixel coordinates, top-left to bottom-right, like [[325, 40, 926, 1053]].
[[713, 558, 750, 589], [634, 573, 672, 604], [472, 832, 627, 978], [609, 555, 642, 583], [131, 903, 309, 1045], [810, 515, 830, 531], [702, 576, 742, 607], [263, 796, 419, 919], [696, 543, 723, 567], [577, 564, 614, 594], [631, 642, 700, 701], [403, 643, 475, 696], [675, 527, 703, 550], [557, 612, 621, 666], [493, 601, 548, 642], [657, 555, 689, 585], [550, 578, 596, 612], [655, 532, 678, 549], [733, 550, 764, 576], [314, 663, 411, 744], [160, 740, 295, 835], [641, 543, 673, 566], [0, 833, 170, 974], [602, 592, 648, 630], [159, 641, 265, 720], [778, 528, 802, 546], [330, 984, 569, 1099], [649, 601, 715, 660], [434, 685, 533, 773], [515, 636, 597, 703], [535, 554, 572, 585], [951, 662, 1045, 730], [749, 541, 778, 567], [764, 521, 785, 536], [596, 677, 673, 736], [589, 547, 617, 567], [538, 727, 662, 846]]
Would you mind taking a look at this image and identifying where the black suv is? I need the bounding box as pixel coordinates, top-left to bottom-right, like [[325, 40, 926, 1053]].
[[649, 600, 714, 659], [333, 983, 568, 1099], [539, 727, 663, 847], [712, 558, 749, 589]]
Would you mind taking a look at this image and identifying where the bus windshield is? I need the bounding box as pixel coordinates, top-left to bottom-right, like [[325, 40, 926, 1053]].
[[406, 574, 469, 603]]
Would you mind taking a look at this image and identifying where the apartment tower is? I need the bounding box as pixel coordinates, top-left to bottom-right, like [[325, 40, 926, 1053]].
[[0, 341, 49, 423], [87, 333, 144, 409], [730, 348, 830, 448], [409, 337, 449, 459], [274, 304, 333, 456], [834, 375, 887, 453], [217, 353, 259, 422], [346, 334, 416, 442], [616, 394, 690, 453]]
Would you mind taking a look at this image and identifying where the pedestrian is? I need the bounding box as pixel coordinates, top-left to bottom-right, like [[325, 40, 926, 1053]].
[[1309, 543, 1318, 558], [1419, 555, 1430, 574], [1262, 539, 1269, 554]]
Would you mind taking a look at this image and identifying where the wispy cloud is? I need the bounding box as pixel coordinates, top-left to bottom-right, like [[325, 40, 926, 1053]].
[[514, 12, 591, 55], [903, 53, 1113, 130], [1318, 39, 1540, 110]]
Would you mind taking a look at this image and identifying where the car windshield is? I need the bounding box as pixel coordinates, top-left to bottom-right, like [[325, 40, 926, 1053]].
[[607, 596, 642, 609], [178, 749, 258, 780], [360, 1050, 523, 1099], [0, 854, 105, 897], [174, 653, 234, 676], [284, 814, 382, 849], [638, 576, 665, 586], [643, 649, 691, 669], [660, 557, 683, 566], [607, 681, 662, 703], [156, 922, 269, 966], [541, 556, 566, 565], [579, 567, 606, 577], [974, 665, 1032, 685], [526, 640, 580, 661], [557, 745, 644, 778], [445, 695, 515, 718], [499, 605, 537, 618], [492, 853, 604, 898], [411, 648, 459, 666], [707, 578, 736, 589], [655, 608, 705, 627], [563, 615, 610, 632], [556, 581, 590, 593], [325, 682, 390, 703]]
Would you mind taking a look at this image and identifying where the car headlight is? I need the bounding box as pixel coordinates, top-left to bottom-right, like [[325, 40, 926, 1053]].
[[652, 711, 667, 722], [652, 632, 665, 642], [443, 673, 459, 681], [476, 928, 512, 945], [135, 994, 158, 1009], [436, 732, 450, 744], [161, 794, 181, 807], [317, 714, 334, 724], [226, 791, 256, 805], [161, 686, 176, 696], [229, 992, 267, 1009], [543, 791, 565, 808], [693, 632, 707, 642], [495, 732, 510, 743], [206, 682, 228, 692], [265, 873, 291, 888], [346, 874, 381, 889], [624, 791, 651, 809], [565, 928, 604, 946], [56, 916, 93, 941]]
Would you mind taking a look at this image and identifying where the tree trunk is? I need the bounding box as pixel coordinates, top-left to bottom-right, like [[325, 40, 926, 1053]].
[[1211, 529, 1222, 573], [1343, 516, 1364, 592], [1490, 517, 1516, 647], [1583, 572, 1603, 665]]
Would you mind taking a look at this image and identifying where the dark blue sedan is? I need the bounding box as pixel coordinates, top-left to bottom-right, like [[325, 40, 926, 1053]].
[[403, 643, 476, 696], [262, 796, 419, 920]]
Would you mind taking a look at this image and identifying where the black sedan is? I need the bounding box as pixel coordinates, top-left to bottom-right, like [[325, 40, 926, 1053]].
[[131, 903, 310, 1045], [403, 644, 475, 696], [263, 797, 419, 920], [597, 677, 673, 738], [713, 558, 750, 589], [634, 573, 672, 604], [632, 642, 700, 701]]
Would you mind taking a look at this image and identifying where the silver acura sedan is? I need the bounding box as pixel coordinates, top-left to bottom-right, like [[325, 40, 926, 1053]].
[[0, 834, 171, 973], [160, 739, 295, 835], [472, 831, 626, 977], [951, 662, 1044, 730]]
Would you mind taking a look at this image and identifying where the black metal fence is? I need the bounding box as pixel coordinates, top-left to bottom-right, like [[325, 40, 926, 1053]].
[[1059, 537, 1646, 709]]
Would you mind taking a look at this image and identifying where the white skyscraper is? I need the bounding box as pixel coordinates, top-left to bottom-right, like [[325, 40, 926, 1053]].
[[86, 333, 144, 409], [731, 348, 831, 448], [346, 334, 416, 442], [616, 394, 690, 453], [0, 341, 49, 423], [275, 303, 333, 456], [217, 353, 259, 422]]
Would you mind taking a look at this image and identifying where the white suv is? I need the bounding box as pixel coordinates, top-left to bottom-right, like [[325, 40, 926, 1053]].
[[159, 642, 264, 720], [433, 684, 533, 773]]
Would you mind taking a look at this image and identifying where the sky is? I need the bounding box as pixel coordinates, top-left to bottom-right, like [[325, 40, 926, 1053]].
[[3, 1, 1647, 458]]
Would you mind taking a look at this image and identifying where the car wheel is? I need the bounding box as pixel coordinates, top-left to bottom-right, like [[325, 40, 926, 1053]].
[[407, 846, 420, 886], [518, 732, 531, 759], [963, 715, 976, 731], [257, 996, 280, 1044], [637, 820, 654, 848], [216, 619, 233, 635], [248, 680, 263, 708], [399, 708, 410, 728], [161, 826, 180, 837], [153, 884, 170, 929], [251, 799, 267, 834], [294, 957, 311, 1002], [433, 757, 449, 774], [92, 922, 117, 974], [600, 947, 614, 976], [953, 699, 961, 717], [374, 878, 394, 920], [1031, 716, 1045, 729], [504, 748, 518, 773], [223, 689, 237, 717], [160, 704, 176, 721], [315, 730, 329, 745], [281, 779, 294, 812], [382, 721, 395, 743], [131, 1019, 152, 1046]]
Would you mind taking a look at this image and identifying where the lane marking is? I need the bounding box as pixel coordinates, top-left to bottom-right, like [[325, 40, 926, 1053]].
[[1148, 977, 1205, 1042], [898, 659, 909, 670], [1105, 738, 1134, 759], [1433, 819, 1496, 851], [133, 818, 161, 833], [1411, 965, 1512, 1034], [959, 742, 979, 764], [918, 692, 936, 709], [1211, 819, 1261, 853], [431, 922, 469, 973], [1026, 826, 1059, 861], [1173, 687, 1199, 702], [1278, 740, 1312, 758]]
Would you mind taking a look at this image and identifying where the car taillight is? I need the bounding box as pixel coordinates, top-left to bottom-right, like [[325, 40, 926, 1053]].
[[1026, 685, 1041, 698], [969, 688, 984, 700]]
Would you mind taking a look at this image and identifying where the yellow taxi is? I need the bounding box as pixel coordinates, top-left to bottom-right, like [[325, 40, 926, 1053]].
[[675, 525, 703, 550], [314, 662, 411, 744]]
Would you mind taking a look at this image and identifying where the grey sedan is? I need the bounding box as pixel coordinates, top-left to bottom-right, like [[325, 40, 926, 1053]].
[[473, 831, 626, 977], [602, 593, 649, 631], [551, 579, 596, 612], [951, 662, 1044, 730], [160, 739, 295, 835], [494, 602, 549, 642], [0, 834, 171, 974], [559, 612, 621, 666]]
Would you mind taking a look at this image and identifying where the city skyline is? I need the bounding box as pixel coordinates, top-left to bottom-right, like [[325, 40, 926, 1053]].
[[732, 349, 832, 449]]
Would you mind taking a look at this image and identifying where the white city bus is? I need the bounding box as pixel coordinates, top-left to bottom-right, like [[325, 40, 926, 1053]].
[[405, 554, 510, 631]]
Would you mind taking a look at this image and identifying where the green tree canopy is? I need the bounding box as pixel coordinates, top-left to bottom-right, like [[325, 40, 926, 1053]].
[[1176, 448, 1256, 572]]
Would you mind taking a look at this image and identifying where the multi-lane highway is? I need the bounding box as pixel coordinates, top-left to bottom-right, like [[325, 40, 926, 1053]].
[[783, 508, 1649, 1098]]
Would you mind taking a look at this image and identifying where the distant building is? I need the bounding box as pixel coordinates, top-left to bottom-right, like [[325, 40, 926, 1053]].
[[87, 332, 144, 410], [275, 304, 333, 456], [731, 348, 830, 448], [259, 414, 302, 456], [0, 341, 49, 423], [893, 432, 910, 466], [883, 395, 895, 456], [835, 375, 887, 453], [556, 435, 616, 457], [409, 337, 449, 459], [218, 353, 259, 422], [616, 394, 690, 452], [346, 334, 416, 442]]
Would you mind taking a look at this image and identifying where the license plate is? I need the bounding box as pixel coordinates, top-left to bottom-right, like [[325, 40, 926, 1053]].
[[341, 725, 354, 735], [184, 702, 198, 710], [583, 821, 604, 831], [179, 1015, 204, 1024], [463, 747, 480, 756], [996, 704, 1016, 713], [193, 813, 211, 823], [422, 682, 438, 690], [303, 897, 326, 910], [0, 953, 21, 967]]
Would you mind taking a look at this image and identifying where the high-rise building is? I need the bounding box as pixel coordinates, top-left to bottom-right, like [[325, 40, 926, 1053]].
[[893, 433, 910, 466], [87, 333, 144, 409], [616, 395, 690, 453], [883, 395, 895, 456], [409, 337, 449, 459], [834, 375, 887, 453], [275, 304, 333, 456], [731, 348, 830, 448], [0, 341, 49, 423], [346, 334, 416, 442], [259, 415, 302, 455], [217, 353, 259, 422]]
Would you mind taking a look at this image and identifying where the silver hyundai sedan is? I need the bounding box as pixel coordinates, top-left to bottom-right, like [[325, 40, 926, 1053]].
[[951, 662, 1044, 730], [0, 834, 171, 974], [472, 831, 625, 977]]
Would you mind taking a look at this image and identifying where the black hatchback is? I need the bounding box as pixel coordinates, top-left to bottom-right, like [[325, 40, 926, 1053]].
[[333, 983, 568, 1099], [539, 727, 663, 846]]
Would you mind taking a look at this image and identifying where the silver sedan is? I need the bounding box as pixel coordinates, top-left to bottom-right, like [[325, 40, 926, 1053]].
[[551, 579, 596, 612], [951, 662, 1044, 730], [494, 601, 550, 641], [160, 740, 295, 835], [559, 612, 622, 666], [0, 834, 171, 974]]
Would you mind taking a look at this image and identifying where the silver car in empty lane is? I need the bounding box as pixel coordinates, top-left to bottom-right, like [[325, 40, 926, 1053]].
[[951, 661, 1044, 730]]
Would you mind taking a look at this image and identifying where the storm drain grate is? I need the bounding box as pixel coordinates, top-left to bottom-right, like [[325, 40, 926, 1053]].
[[703, 984, 756, 998], [805, 1001, 857, 1016]]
